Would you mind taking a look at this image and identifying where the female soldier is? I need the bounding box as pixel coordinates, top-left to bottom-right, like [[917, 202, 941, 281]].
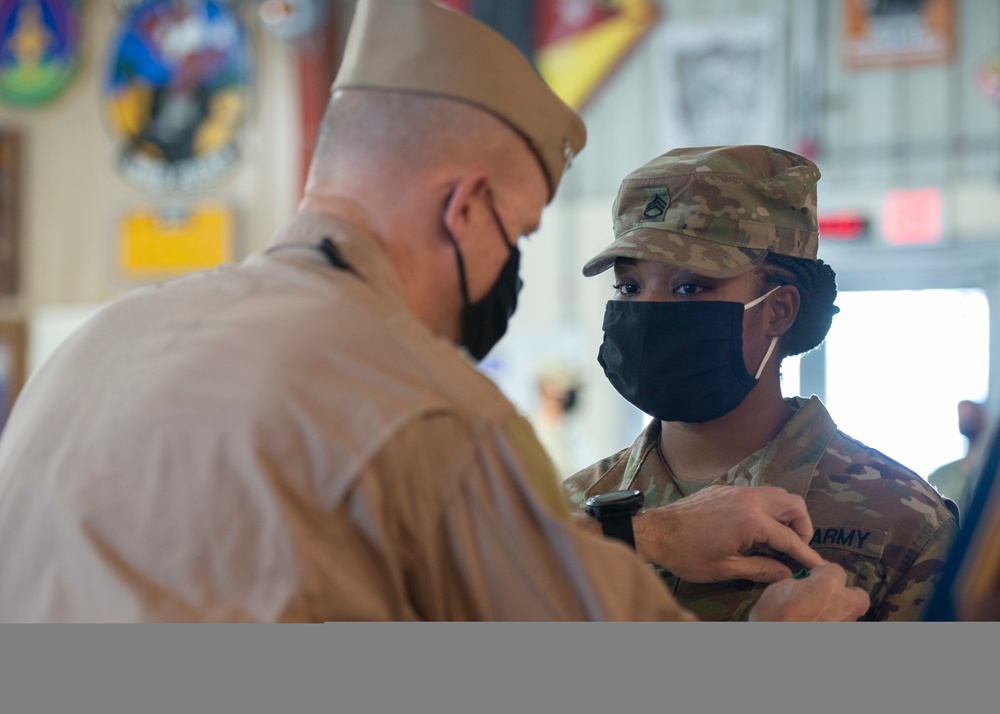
[[565, 145, 958, 621]]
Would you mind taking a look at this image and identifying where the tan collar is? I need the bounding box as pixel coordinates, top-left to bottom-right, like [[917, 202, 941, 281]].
[[264, 210, 408, 309]]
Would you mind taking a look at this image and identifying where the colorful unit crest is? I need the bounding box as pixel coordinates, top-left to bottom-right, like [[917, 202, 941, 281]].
[[0, 0, 82, 107], [104, 0, 253, 191]]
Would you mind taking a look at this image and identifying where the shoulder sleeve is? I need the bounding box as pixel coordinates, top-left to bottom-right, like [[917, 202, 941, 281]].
[[372, 411, 695, 621], [874, 516, 960, 621]]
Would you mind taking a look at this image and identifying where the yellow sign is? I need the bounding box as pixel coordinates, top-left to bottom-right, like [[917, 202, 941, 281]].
[[119, 204, 234, 279]]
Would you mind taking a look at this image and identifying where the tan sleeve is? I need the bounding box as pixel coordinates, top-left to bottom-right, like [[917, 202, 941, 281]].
[[368, 411, 696, 621]]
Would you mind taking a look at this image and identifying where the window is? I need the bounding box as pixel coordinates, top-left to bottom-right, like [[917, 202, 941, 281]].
[[822, 289, 990, 478]]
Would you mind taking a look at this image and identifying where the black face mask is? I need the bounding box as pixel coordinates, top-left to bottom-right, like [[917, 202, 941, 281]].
[[597, 292, 778, 423], [446, 191, 523, 361]]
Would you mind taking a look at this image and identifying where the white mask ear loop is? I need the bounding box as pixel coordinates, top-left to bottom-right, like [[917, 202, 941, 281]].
[[743, 285, 781, 310], [754, 336, 779, 380], [743, 286, 782, 380]]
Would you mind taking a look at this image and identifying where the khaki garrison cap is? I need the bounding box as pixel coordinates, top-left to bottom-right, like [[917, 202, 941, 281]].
[[332, 0, 586, 203], [583, 145, 821, 279]]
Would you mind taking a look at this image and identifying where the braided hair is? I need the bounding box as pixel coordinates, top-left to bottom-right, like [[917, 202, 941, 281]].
[[756, 253, 840, 359]]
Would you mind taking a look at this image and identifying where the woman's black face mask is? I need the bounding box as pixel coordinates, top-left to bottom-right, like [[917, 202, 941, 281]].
[[597, 288, 779, 423]]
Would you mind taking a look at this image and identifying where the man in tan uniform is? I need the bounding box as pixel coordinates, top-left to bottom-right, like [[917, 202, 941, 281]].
[[565, 145, 958, 621], [0, 1, 867, 621]]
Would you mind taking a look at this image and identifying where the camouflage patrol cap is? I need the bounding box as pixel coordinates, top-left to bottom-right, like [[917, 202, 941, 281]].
[[332, 0, 586, 204], [582, 145, 821, 278]]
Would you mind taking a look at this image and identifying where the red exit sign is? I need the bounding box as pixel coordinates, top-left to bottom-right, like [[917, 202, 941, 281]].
[[818, 212, 868, 241], [881, 188, 944, 245]]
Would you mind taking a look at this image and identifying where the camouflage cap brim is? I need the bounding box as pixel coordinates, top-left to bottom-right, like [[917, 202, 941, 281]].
[[582, 229, 769, 279]]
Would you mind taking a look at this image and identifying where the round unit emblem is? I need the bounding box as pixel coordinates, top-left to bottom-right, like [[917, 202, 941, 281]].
[[104, 0, 253, 191], [0, 0, 82, 107]]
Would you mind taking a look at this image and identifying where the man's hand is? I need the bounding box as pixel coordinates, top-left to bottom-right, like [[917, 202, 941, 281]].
[[632, 484, 824, 583], [748, 562, 871, 621]]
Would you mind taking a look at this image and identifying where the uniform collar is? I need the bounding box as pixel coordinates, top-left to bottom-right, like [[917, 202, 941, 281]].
[[621, 419, 666, 491], [580, 419, 676, 501], [264, 210, 408, 309], [589, 396, 839, 502], [751, 396, 839, 499]]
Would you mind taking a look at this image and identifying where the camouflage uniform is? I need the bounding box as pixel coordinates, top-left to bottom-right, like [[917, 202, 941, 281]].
[[575, 146, 957, 620], [564, 396, 959, 621]]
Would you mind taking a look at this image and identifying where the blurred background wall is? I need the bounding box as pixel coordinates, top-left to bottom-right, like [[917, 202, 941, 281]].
[[0, 0, 997, 482]]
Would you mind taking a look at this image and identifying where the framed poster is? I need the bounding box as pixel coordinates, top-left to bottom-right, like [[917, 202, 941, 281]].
[[843, 0, 956, 69], [0, 319, 26, 434], [532, 0, 660, 112], [979, 52, 1000, 107], [655, 17, 785, 149], [0, 130, 19, 296], [436, 0, 660, 112]]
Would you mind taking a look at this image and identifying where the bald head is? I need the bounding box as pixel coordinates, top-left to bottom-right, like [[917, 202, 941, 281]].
[[298, 88, 550, 345], [305, 89, 542, 202], [958, 400, 987, 442]]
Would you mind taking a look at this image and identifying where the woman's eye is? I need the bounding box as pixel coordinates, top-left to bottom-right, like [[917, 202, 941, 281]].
[[612, 281, 639, 295], [675, 284, 703, 296]]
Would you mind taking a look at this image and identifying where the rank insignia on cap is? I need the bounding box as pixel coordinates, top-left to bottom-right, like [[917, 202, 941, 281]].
[[640, 190, 669, 221]]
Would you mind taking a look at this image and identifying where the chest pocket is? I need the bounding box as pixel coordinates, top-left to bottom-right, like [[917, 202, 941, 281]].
[[653, 565, 766, 622], [653, 529, 889, 622]]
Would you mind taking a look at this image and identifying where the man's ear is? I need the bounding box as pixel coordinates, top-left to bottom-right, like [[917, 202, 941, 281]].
[[767, 285, 801, 338], [441, 172, 489, 245]]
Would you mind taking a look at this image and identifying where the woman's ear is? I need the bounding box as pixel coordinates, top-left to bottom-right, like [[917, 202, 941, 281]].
[[441, 172, 489, 245], [767, 285, 801, 338]]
